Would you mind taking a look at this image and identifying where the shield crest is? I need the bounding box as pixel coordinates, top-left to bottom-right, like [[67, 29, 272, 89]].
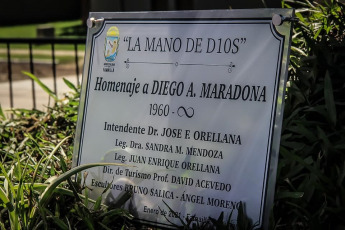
[[104, 26, 120, 62]]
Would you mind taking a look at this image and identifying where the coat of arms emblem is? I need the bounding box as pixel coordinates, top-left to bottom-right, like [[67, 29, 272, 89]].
[[104, 26, 120, 62]]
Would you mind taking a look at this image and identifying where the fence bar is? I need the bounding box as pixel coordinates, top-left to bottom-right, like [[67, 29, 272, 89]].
[[6, 43, 14, 109], [0, 38, 85, 44], [51, 43, 57, 94], [74, 43, 80, 87], [29, 43, 36, 109], [0, 38, 85, 110]]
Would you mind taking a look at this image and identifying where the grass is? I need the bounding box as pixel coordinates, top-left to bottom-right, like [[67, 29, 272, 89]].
[[0, 76, 135, 229], [0, 20, 85, 39], [0, 20, 86, 56]]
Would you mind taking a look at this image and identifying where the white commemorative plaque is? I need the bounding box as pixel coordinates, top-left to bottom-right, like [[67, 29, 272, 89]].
[[73, 9, 294, 229]]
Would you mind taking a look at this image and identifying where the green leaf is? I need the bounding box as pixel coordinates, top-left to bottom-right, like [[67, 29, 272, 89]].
[[324, 71, 337, 126], [84, 188, 89, 207], [161, 200, 187, 227], [280, 141, 305, 150], [0, 187, 14, 211], [313, 27, 323, 39], [99, 208, 133, 220], [334, 144, 345, 150], [48, 216, 68, 230], [0, 163, 16, 201], [94, 196, 102, 211], [27, 162, 129, 229], [295, 12, 305, 22], [276, 191, 304, 199], [317, 126, 332, 152], [236, 202, 255, 230], [0, 222, 6, 230], [291, 46, 307, 56], [39, 136, 71, 183], [63, 78, 78, 93], [98, 222, 112, 230], [0, 163, 19, 229], [0, 104, 5, 120], [44, 208, 68, 230], [280, 147, 331, 184], [14, 183, 103, 206], [108, 191, 132, 209], [101, 209, 133, 226], [22, 71, 58, 101], [39, 162, 129, 207], [287, 124, 317, 142]]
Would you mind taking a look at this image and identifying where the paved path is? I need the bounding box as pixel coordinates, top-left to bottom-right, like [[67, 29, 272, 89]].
[[0, 75, 81, 116]]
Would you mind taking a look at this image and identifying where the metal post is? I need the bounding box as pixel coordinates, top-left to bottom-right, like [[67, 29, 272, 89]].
[[29, 43, 36, 109], [6, 42, 14, 109], [51, 43, 57, 94], [74, 43, 80, 87]]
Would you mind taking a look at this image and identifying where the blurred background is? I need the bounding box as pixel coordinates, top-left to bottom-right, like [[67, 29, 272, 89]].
[[0, 0, 281, 26]]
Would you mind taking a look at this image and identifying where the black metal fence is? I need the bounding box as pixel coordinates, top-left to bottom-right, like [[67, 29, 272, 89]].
[[0, 38, 85, 109]]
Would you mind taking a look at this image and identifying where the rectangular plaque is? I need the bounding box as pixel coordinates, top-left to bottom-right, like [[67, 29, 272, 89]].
[[73, 9, 293, 229]]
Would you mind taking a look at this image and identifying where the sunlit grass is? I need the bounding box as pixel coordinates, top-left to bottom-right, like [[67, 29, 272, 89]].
[[0, 20, 84, 39], [0, 20, 86, 53]]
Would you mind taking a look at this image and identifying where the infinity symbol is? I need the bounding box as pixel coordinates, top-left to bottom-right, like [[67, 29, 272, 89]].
[[177, 106, 194, 118]]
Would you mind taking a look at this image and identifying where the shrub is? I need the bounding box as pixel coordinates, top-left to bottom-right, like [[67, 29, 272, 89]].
[[0, 77, 133, 229], [274, 1, 345, 229]]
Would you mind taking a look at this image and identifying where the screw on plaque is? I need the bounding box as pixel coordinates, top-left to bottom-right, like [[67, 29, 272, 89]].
[[272, 14, 299, 26], [87, 17, 104, 28]]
